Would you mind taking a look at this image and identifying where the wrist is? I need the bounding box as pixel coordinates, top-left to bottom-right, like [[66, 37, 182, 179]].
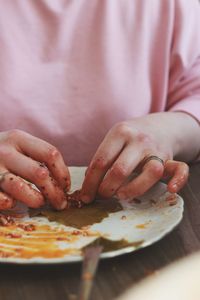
[[168, 112, 200, 162]]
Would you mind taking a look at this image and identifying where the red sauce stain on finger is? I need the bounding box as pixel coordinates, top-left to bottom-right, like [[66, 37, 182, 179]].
[[0, 197, 14, 210]]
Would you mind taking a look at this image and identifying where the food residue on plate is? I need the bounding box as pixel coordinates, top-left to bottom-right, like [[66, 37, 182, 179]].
[[136, 220, 152, 229], [33, 197, 122, 229], [0, 220, 98, 259], [83, 237, 144, 252], [0, 197, 124, 260]]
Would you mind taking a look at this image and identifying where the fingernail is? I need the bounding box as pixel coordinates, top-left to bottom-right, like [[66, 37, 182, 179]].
[[81, 195, 91, 203], [116, 192, 125, 200], [59, 200, 67, 210], [172, 183, 178, 190]]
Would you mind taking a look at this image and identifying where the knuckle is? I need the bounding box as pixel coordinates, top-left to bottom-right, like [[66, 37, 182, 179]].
[[47, 146, 60, 161], [110, 165, 127, 180], [0, 145, 11, 158], [113, 122, 133, 139], [6, 129, 24, 141], [136, 132, 152, 145], [90, 157, 109, 171], [34, 166, 49, 181]]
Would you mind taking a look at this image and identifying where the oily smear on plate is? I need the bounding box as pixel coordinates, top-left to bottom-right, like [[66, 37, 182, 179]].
[[36, 197, 123, 229]]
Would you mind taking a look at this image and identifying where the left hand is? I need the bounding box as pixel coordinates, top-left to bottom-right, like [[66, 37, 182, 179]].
[[80, 114, 190, 203]]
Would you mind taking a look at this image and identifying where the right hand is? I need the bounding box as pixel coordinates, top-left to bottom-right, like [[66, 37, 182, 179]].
[[0, 130, 70, 210]]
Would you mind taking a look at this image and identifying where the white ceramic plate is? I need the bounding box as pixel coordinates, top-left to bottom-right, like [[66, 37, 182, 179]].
[[0, 167, 183, 264]]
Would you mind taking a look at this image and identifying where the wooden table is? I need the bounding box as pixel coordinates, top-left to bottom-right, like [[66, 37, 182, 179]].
[[0, 162, 200, 300]]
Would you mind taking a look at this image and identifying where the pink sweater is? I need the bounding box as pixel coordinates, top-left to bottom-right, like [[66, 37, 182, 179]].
[[0, 0, 200, 165]]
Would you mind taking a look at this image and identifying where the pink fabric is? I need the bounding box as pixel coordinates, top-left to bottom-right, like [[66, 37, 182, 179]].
[[0, 0, 200, 165]]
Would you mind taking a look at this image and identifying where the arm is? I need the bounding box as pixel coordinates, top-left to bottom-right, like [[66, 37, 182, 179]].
[[167, 0, 200, 162], [80, 0, 200, 203]]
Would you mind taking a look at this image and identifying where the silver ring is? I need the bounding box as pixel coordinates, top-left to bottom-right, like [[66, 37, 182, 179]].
[[142, 155, 164, 167], [0, 171, 10, 183]]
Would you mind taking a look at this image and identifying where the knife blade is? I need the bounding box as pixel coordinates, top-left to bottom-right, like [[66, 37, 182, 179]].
[[78, 245, 103, 300]]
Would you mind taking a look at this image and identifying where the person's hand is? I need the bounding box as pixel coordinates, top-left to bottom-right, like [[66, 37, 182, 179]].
[[0, 130, 70, 210], [80, 113, 190, 203]]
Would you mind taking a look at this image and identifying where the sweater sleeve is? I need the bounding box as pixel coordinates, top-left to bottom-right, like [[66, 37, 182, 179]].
[[167, 0, 200, 125]]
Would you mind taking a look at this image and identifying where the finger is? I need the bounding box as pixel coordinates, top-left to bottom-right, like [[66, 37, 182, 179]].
[[80, 135, 125, 203], [4, 151, 67, 210], [164, 160, 189, 193], [11, 130, 70, 190], [0, 172, 44, 208], [116, 159, 164, 200], [97, 145, 142, 198], [0, 191, 15, 210]]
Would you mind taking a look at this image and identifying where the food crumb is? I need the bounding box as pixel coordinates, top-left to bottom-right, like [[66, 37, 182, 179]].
[[18, 223, 36, 231], [67, 190, 84, 208], [0, 215, 15, 226], [136, 220, 152, 229], [6, 233, 22, 238], [72, 230, 81, 236]]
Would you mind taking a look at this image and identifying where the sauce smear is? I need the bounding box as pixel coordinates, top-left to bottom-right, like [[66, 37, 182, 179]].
[[39, 198, 122, 229]]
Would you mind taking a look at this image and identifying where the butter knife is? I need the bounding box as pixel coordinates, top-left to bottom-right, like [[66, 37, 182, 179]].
[[78, 245, 103, 300]]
